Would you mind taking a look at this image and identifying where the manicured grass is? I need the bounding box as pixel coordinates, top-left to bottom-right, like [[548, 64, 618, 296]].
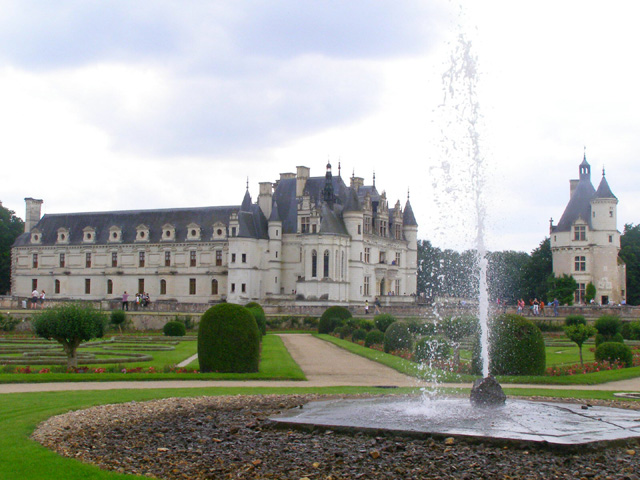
[[0, 335, 305, 383], [318, 334, 640, 385], [1, 385, 638, 480]]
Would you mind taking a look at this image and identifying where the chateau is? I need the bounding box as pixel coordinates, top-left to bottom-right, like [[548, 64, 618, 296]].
[[11, 164, 418, 306], [550, 156, 626, 304]]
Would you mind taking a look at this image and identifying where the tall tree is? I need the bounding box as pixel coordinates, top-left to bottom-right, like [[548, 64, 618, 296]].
[[619, 223, 640, 305], [520, 237, 553, 301], [547, 273, 578, 305], [0, 204, 24, 295]]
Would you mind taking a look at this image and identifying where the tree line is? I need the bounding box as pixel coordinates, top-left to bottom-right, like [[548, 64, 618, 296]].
[[418, 223, 640, 306]]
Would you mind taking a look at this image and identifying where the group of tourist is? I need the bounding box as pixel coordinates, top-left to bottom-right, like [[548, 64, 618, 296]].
[[121, 291, 151, 311], [515, 297, 560, 317]]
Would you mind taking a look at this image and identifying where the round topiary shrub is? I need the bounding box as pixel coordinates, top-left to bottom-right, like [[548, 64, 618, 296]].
[[245, 304, 267, 336], [318, 306, 352, 334], [406, 319, 436, 337], [473, 314, 546, 376], [564, 314, 586, 326], [414, 335, 451, 364], [364, 329, 384, 348], [374, 314, 396, 333], [198, 303, 260, 373], [383, 321, 413, 353], [163, 320, 186, 337], [621, 320, 640, 340], [595, 341, 633, 367], [352, 328, 367, 342], [110, 310, 127, 332], [594, 315, 623, 346]]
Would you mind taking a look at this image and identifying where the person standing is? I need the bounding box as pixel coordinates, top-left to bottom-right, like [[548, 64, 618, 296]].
[[552, 298, 559, 317], [364, 300, 369, 315], [374, 297, 381, 314], [39, 290, 46, 308], [122, 291, 129, 311], [31, 288, 39, 309]]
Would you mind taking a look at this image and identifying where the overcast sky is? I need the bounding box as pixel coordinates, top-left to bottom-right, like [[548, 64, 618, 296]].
[[1, 0, 638, 254]]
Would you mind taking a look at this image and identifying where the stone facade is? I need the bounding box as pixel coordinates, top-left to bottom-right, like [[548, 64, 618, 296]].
[[11, 164, 418, 305], [550, 156, 626, 305]]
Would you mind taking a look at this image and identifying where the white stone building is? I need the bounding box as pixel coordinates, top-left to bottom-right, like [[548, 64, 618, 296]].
[[11, 163, 418, 305], [550, 156, 626, 304]]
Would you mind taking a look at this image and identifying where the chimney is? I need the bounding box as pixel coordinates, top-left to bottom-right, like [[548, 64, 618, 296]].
[[350, 176, 364, 191], [569, 179, 579, 199], [296, 166, 310, 197], [24, 198, 43, 232], [258, 182, 273, 219]]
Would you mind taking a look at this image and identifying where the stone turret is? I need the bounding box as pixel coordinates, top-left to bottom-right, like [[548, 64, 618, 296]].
[[24, 198, 43, 233]]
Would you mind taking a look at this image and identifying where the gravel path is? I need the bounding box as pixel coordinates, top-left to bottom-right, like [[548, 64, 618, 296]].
[[32, 394, 640, 480]]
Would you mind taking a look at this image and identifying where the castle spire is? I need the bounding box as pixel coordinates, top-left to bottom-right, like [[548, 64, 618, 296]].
[[323, 161, 335, 205]]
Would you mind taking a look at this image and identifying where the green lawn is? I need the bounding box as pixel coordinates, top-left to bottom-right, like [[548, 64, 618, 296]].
[[0, 334, 305, 383], [1, 385, 638, 480]]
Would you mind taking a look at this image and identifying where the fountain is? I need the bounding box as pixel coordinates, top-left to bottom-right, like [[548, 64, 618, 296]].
[[270, 29, 640, 449]]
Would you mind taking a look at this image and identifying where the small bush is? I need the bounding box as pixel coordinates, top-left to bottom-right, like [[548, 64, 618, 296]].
[[472, 314, 546, 376], [414, 336, 451, 364], [595, 315, 622, 337], [0, 313, 19, 332], [621, 320, 640, 340], [595, 342, 633, 367], [110, 310, 126, 330], [352, 328, 367, 342], [441, 315, 478, 342], [374, 314, 396, 333], [335, 325, 352, 339], [364, 329, 384, 348], [163, 321, 186, 337], [384, 321, 413, 353], [406, 319, 436, 337], [318, 306, 352, 334], [564, 314, 586, 326], [198, 303, 260, 373]]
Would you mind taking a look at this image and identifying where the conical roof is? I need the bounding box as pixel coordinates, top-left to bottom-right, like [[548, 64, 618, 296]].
[[269, 200, 281, 222], [240, 189, 252, 212], [403, 199, 417, 226], [595, 174, 617, 199]]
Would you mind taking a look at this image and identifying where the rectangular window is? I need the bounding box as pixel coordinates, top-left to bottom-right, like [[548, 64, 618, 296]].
[[231, 253, 236, 263], [379, 251, 386, 263], [231, 227, 237, 237], [301, 217, 310, 233], [241, 283, 246, 293], [165, 251, 171, 267], [395, 252, 401, 266], [241, 253, 247, 263], [138, 279, 145, 294], [85, 279, 91, 294], [216, 250, 222, 266], [358, 224, 362, 234], [574, 256, 586, 272], [395, 279, 401, 295], [85, 252, 92, 268], [32, 279, 37, 291], [364, 247, 370, 263], [59, 253, 65, 268], [190, 251, 196, 267], [395, 224, 402, 239], [54, 279, 60, 294], [32, 254, 38, 268], [364, 276, 370, 296], [189, 278, 196, 295], [573, 225, 586, 241], [111, 252, 117, 267], [231, 283, 236, 293], [139, 252, 145, 267], [364, 216, 372, 234], [575, 283, 586, 304], [609, 235, 613, 243], [312, 223, 317, 233]]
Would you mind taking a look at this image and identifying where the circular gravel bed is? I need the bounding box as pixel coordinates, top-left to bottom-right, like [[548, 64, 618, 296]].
[[33, 395, 640, 479]]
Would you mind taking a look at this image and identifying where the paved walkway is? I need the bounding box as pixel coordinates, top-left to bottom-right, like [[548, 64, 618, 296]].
[[1, 334, 639, 394]]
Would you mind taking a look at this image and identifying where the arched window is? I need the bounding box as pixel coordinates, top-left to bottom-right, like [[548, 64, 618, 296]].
[[54, 279, 61, 294], [323, 250, 330, 278], [160, 279, 167, 295], [211, 279, 218, 295], [107, 279, 113, 295], [311, 250, 317, 278]]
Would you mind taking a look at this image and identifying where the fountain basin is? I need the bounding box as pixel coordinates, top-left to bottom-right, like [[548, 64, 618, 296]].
[[270, 396, 640, 449]]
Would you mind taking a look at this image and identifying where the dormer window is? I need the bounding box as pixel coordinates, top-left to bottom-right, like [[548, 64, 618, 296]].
[[573, 225, 586, 241], [83, 227, 96, 243], [136, 224, 150, 242], [186, 223, 201, 241], [212, 222, 227, 240], [108, 226, 122, 243], [161, 224, 175, 242], [30, 228, 42, 244], [57, 228, 70, 244]]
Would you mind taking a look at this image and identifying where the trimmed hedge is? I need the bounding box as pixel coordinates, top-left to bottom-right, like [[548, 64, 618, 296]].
[[473, 314, 546, 376], [163, 320, 186, 337], [383, 321, 413, 353], [594, 315, 623, 347], [595, 341, 633, 368], [374, 314, 396, 333], [198, 303, 260, 373], [564, 314, 586, 326], [318, 306, 352, 334], [352, 328, 367, 342], [246, 304, 267, 336], [364, 329, 384, 348]]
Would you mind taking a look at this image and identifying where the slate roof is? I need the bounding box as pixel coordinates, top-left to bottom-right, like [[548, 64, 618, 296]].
[[594, 175, 617, 200], [13, 205, 239, 247], [402, 199, 418, 226]]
